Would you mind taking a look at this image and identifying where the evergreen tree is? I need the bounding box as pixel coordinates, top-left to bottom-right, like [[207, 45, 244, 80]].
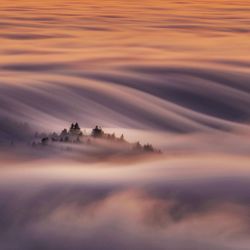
[[75, 123, 80, 130], [143, 144, 154, 152], [92, 126, 104, 137]]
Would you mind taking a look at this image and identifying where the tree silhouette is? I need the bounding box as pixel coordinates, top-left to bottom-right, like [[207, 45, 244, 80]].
[[143, 144, 154, 152], [134, 142, 142, 151], [75, 123, 80, 130], [91, 126, 104, 138], [41, 137, 49, 145], [60, 129, 68, 137]]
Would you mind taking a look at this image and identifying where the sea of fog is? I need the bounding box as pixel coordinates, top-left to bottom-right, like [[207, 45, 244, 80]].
[[0, 0, 250, 249]]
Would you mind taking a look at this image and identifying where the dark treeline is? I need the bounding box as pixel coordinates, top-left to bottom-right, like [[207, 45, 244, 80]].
[[33, 123, 161, 154]]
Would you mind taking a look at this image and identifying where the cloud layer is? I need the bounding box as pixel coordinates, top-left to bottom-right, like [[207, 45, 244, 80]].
[[0, 154, 250, 250], [0, 0, 250, 133], [0, 1, 250, 249]]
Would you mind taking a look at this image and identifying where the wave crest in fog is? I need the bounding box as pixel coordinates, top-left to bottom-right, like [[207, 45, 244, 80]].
[[0, 63, 250, 133], [0, 0, 250, 132]]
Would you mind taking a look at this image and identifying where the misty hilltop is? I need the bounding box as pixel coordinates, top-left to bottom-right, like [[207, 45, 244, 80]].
[[1, 121, 161, 162]]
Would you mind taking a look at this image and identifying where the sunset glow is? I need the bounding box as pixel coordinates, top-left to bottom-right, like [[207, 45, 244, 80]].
[[0, 1, 250, 249]]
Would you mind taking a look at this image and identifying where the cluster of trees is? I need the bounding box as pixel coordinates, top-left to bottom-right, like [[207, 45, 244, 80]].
[[91, 126, 104, 138], [32, 123, 82, 146], [91, 126, 125, 142], [133, 142, 160, 153], [33, 123, 160, 153]]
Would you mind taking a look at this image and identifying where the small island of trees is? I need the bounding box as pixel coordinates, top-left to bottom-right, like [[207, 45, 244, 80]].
[[32, 122, 161, 154]]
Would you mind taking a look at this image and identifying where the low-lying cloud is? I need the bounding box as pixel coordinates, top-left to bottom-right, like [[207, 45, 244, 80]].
[[0, 174, 250, 250]]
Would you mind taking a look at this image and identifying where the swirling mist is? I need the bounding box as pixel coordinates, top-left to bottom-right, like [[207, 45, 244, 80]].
[[0, 0, 250, 249], [0, 0, 249, 133]]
